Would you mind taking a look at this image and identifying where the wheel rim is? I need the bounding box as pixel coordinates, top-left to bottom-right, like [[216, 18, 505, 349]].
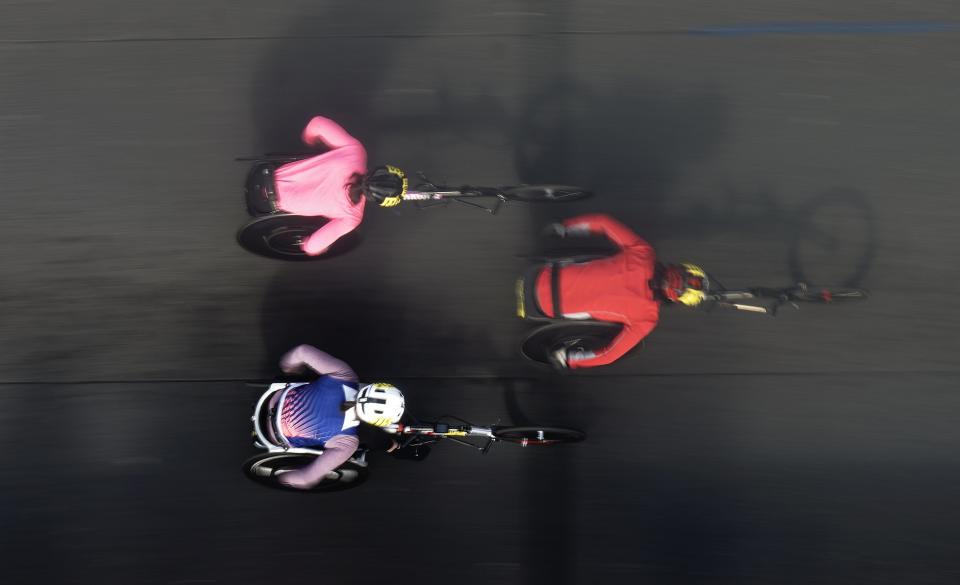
[[238, 215, 361, 261], [244, 454, 367, 490], [521, 323, 621, 364], [248, 454, 312, 478], [537, 187, 583, 201], [264, 227, 310, 256], [800, 287, 868, 302], [510, 185, 589, 202], [495, 427, 585, 445]]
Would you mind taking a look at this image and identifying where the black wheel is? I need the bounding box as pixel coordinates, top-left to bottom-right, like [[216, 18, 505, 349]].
[[236, 215, 361, 261], [493, 426, 586, 445], [504, 185, 592, 202], [520, 321, 622, 365], [242, 453, 369, 492], [792, 286, 869, 303]]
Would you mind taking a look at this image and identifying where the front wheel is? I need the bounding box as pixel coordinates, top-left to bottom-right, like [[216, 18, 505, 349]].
[[792, 286, 869, 303], [493, 426, 586, 446], [504, 185, 592, 203], [242, 453, 369, 492]]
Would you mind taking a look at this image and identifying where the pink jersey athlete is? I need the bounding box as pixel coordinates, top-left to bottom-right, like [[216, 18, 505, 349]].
[[273, 116, 368, 256]]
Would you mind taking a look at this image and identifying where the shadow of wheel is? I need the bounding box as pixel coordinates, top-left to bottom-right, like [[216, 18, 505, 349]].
[[236, 215, 363, 261], [242, 453, 369, 492], [789, 189, 876, 287], [520, 321, 622, 365]]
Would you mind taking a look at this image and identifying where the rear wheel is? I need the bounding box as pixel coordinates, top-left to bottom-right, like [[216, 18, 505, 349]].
[[793, 286, 868, 303], [504, 185, 592, 202], [521, 322, 622, 365], [236, 215, 361, 261], [493, 426, 586, 445], [242, 453, 369, 492]]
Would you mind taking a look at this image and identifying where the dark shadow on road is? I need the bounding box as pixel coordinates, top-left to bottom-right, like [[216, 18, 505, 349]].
[[660, 185, 878, 286], [258, 266, 504, 379], [514, 80, 730, 231], [788, 188, 877, 287]]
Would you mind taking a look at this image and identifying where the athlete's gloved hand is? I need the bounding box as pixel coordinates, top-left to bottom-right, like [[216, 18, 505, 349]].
[[550, 346, 569, 369], [280, 356, 305, 374], [541, 223, 567, 238]]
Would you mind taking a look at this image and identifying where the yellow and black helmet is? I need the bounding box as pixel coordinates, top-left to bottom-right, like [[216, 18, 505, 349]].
[[362, 165, 407, 208], [660, 263, 709, 307]]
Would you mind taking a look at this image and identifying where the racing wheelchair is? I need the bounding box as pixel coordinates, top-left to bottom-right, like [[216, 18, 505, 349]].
[[236, 154, 592, 260]]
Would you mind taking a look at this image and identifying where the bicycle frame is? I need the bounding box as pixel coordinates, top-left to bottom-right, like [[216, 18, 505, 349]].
[[403, 182, 508, 214], [705, 282, 865, 315], [707, 290, 782, 314], [383, 420, 499, 454]]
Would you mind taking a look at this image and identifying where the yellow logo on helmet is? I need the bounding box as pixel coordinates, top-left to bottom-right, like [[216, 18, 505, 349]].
[[682, 263, 706, 278], [379, 165, 408, 208], [678, 263, 708, 307]]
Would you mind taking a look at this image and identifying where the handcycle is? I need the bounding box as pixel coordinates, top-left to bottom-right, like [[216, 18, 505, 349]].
[[235, 154, 593, 260], [242, 382, 586, 492], [702, 280, 868, 315], [515, 253, 869, 366]]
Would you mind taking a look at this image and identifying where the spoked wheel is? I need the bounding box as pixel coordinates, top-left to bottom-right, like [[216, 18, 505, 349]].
[[493, 426, 586, 446], [236, 215, 361, 261], [520, 321, 622, 365], [504, 185, 592, 203], [792, 286, 869, 303], [242, 453, 369, 492]]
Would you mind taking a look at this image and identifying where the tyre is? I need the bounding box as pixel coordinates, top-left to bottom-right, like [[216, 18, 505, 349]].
[[493, 426, 586, 445], [504, 185, 592, 202], [242, 453, 369, 492], [236, 215, 361, 261], [792, 287, 869, 303], [520, 322, 622, 365]]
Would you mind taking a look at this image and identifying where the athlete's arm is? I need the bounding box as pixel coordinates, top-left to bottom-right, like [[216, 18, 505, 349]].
[[301, 116, 362, 150], [299, 215, 362, 257], [567, 316, 656, 369], [280, 344, 358, 382], [277, 434, 360, 489], [562, 214, 646, 250]]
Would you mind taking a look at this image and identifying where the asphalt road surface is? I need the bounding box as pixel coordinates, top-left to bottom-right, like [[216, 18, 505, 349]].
[[2, 2, 959, 584]]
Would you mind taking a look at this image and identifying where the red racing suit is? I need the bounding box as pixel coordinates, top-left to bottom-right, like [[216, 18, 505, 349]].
[[274, 116, 368, 255], [534, 214, 659, 368]]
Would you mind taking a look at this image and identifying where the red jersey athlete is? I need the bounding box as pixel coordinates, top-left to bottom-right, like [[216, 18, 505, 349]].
[[534, 214, 708, 368]]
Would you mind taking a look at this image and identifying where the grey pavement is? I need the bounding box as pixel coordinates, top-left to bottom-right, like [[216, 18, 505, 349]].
[[2, 1, 960, 583]]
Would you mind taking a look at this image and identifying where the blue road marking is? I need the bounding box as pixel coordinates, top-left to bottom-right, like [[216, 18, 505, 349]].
[[694, 21, 958, 36]]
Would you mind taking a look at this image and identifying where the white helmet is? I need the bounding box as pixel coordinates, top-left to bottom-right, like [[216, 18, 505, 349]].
[[355, 383, 405, 427]]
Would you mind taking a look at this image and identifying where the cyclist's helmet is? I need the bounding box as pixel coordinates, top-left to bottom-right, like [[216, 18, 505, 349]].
[[661, 263, 709, 307], [362, 165, 407, 208], [355, 383, 405, 427]]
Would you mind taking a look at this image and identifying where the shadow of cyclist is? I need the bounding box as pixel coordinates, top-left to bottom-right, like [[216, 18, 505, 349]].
[[651, 184, 878, 286], [514, 80, 729, 228], [257, 264, 517, 379]]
